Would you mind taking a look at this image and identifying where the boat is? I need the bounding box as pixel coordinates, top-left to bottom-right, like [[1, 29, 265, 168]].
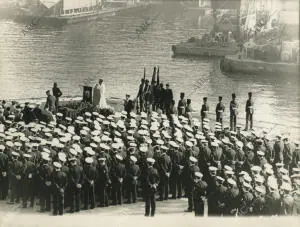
[[12, 0, 150, 27], [172, 35, 239, 57], [172, 0, 241, 58], [220, 54, 299, 75], [220, 0, 299, 75]]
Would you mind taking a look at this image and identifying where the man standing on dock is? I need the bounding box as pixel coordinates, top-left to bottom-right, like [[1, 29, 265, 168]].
[[230, 93, 238, 132], [245, 92, 254, 131], [216, 96, 225, 127], [136, 79, 145, 113], [201, 97, 209, 129], [44, 90, 56, 114]]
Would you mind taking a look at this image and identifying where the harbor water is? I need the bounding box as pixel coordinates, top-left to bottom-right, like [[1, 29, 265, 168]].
[[0, 2, 299, 136]]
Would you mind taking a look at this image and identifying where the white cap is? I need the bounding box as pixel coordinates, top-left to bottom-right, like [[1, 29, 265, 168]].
[[130, 156, 137, 163], [53, 162, 62, 169], [194, 172, 203, 178], [189, 156, 198, 163], [116, 154, 123, 161], [85, 157, 93, 164], [147, 158, 155, 164]]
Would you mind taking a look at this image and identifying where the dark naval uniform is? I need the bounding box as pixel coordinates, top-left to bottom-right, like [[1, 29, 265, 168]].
[[157, 153, 172, 201], [83, 163, 97, 209], [126, 162, 140, 203], [97, 163, 110, 207], [216, 101, 225, 125], [245, 98, 254, 130], [22, 158, 36, 208], [170, 150, 184, 198], [111, 161, 126, 205], [264, 191, 281, 215], [38, 163, 53, 211], [145, 166, 160, 216], [193, 179, 207, 216], [230, 99, 238, 131], [0, 151, 9, 200], [52, 169, 68, 215], [185, 164, 200, 211], [9, 159, 24, 203], [68, 164, 83, 212], [239, 191, 254, 216]]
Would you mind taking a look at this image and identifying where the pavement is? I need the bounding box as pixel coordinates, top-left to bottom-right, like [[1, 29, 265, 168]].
[[0, 198, 299, 227]]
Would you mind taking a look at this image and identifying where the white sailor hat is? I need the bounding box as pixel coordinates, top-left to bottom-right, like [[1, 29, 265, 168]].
[[80, 130, 88, 136], [246, 142, 254, 150], [84, 112, 92, 117], [12, 151, 19, 157], [14, 142, 22, 147], [86, 148, 95, 156], [281, 183, 292, 192], [239, 171, 248, 176], [116, 154, 123, 161], [203, 118, 210, 123], [162, 121, 169, 128], [98, 157, 106, 162], [279, 168, 289, 175], [42, 154, 50, 161], [42, 147, 50, 154], [189, 156, 198, 163], [90, 143, 98, 149], [69, 148, 77, 156], [140, 111, 147, 119], [65, 117, 72, 122], [251, 166, 262, 173], [224, 165, 233, 172], [236, 141, 243, 148], [216, 176, 225, 182], [183, 125, 193, 132], [225, 170, 234, 175], [266, 168, 274, 175], [282, 175, 290, 182], [194, 121, 201, 127], [243, 182, 252, 189], [129, 142, 137, 148], [85, 157, 93, 164], [211, 142, 218, 147], [292, 168, 300, 174], [208, 166, 218, 172], [176, 137, 183, 143], [6, 141, 14, 147], [53, 162, 62, 169], [194, 172, 203, 178], [195, 134, 205, 140], [185, 141, 193, 147], [268, 181, 278, 189], [254, 176, 264, 183], [127, 136, 134, 141], [110, 143, 118, 150], [227, 179, 236, 186], [203, 124, 210, 130], [0, 145, 5, 150], [72, 135, 80, 141], [186, 132, 194, 138], [23, 153, 32, 159], [139, 146, 148, 153], [130, 156, 137, 163], [263, 163, 273, 170], [161, 145, 169, 151], [82, 126, 90, 132], [275, 162, 284, 168], [56, 112, 63, 117], [146, 158, 155, 164], [255, 186, 265, 194]]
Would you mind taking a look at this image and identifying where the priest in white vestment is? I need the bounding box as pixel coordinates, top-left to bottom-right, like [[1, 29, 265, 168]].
[[93, 79, 107, 109]]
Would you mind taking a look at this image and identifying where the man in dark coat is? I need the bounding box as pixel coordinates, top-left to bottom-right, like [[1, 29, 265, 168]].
[[193, 172, 207, 216], [83, 157, 97, 210], [164, 84, 173, 115], [245, 92, 254, 130], [136, 79, 145, 112], [144, 158, 160, 217], [97, 157, 111, 207], [44, 90, 56, 114], [126, 156, 140, 203], [216, 96, 225, 126], [157, 148, 172, 201], [52, 82, 62, 111], [111, 154, 126, 205], [201, 97, 209, 128], [0, 145, 9, 200], [230, 93, 238, 131], [177, 92, 186, 116], [68, 157, 83, 213]]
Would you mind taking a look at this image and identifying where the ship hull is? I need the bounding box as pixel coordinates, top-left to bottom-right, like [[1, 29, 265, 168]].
[[13, 9, 118, 27], [172, 43, 238, 57], [220, 55, 299, 75]]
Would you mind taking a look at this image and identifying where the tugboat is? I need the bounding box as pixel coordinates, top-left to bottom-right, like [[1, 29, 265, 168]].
[[220, 0, 299, 75], [172, 0, 241, 57], [172, 33, 239, 57]]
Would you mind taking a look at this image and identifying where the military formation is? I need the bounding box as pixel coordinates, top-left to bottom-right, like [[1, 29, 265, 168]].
[[0, 86, 300, 217]]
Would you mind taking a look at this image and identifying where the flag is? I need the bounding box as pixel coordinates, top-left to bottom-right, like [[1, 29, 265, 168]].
[[151, 67, 156, 83], [143, 67, 146, 80], [157, 66, 160, 85]]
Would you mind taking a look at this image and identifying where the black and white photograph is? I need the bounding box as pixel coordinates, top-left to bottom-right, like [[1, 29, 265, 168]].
[[0, 0, 299, 227]]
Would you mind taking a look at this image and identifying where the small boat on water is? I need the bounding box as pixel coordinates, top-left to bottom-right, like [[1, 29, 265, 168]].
[[172, 34, 239, 57], [12, 0, 150, 27]]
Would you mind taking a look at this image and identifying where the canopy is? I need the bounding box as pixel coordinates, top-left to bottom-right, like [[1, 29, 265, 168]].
[[39, 0, 61, 9]]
